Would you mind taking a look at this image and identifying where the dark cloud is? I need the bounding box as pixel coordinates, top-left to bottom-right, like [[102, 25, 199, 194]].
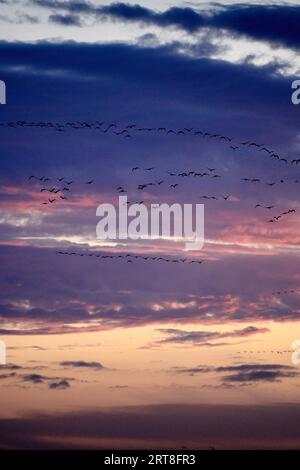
[[32, 0, 94, 14], [49, 13, 82, 26], [216, 363, 299, 383], [60, 360, 104, 369], [22, 373, 47, 384], [99, 3, 205, 32], [0, 372, 16, 379], [212, 4, 300, 50], [98, 3, 300, 49], [175, 363, 299, 384], [158, 326, 269, 345], [0, 364, 22, 371], [0, 39, 293, 129], [30, 2, 300, 49], [49, 379, 71, 389], [21, 372, 74, 387], [1, 403, 300, 449]]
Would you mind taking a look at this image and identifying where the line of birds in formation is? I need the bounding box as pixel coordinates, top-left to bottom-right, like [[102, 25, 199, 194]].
[[56, 251, 204, 265], [236, 349, 294, 354], [271, 289, 300, 295], [267, 209, 296, 223], [129, 166, 299, 189], [2, 119, 296, 165]]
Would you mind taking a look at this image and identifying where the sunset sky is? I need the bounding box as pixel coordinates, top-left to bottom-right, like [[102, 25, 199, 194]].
[[0, 0, 300, 450]]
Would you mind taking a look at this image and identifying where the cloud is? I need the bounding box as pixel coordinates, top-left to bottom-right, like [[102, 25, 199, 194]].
[[216, 363, 299, 383], [0, 244, 299, 335], [22, 373, 47, 384], [1, 403, 300, 449], [60, 360, 104, 369], [21, 372, 74, 387], [49, 379, 71, 389], [32, 0, 95, 15], [157, 325, 269, 346], [30, 2, 300, 49], [49, 13, 82, 26], [175, 363, 299, 384], [109, 384, 128, 389], [0, 13, 39, 24], [0, 364, 22, 370], [0, 372, 16, 379], [99, 3, 205, 32]]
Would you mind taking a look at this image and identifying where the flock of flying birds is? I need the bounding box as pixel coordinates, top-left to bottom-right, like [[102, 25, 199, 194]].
[[4, 118, 299, 358], [27, 158, 297, 222], [56, 250, 204, 265], [27, 174, 94, 205], [271, 289, 300, 296], [118, 166, 297, 223], [2, 118, 300, 166], [17, 118, 298, 283], [236, 349, 294, 355], [27, 167, 297, 224]]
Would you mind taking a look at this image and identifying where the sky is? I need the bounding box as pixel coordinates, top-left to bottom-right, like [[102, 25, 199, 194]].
[[0, 0, 300, 450]]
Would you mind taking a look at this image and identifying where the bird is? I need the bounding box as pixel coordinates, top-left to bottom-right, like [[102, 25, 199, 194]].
[[255, 204, 274, 209], [85, 180, 94, 184], [170, 184, 179, 188]]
